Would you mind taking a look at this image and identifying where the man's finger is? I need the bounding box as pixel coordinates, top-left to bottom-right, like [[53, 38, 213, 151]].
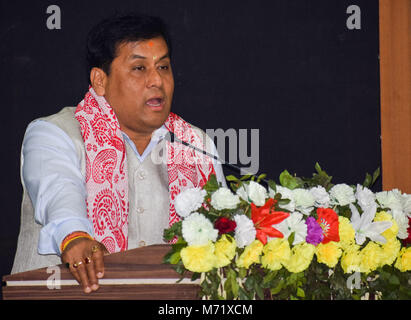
[[84, 257, 99, 291], [73, 260, 92, 293], [99, 242, 110, 256], [92, 248, 105, 279], [68, 263, 82, 285]]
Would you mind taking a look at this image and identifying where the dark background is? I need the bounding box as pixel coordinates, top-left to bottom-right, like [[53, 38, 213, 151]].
[[0, 0, 380, 294]]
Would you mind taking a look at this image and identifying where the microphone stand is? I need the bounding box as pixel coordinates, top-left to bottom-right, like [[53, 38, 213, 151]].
[[166, 131, 269, 188]]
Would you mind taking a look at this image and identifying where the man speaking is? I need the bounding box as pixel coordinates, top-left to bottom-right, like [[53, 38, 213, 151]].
[[12, 13, 225, 294]]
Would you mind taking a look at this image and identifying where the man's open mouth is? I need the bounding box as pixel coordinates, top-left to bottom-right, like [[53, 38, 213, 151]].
[[146, 97, 164, 107]]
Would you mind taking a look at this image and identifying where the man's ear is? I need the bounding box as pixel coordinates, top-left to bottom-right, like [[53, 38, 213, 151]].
[[90, 67, 108, 96]]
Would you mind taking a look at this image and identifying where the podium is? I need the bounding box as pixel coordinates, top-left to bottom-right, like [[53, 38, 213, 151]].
[[2, 245, 200, 300]]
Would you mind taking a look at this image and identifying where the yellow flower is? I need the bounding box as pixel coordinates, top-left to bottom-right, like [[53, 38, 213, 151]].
[[315, 241, 342, 268], [379, 238, 401, 267], [261, 238, 291, 271], [236, 240, 263, 269], [180, 242, 216, 272], [283, 242, 315, 273], [359, 241, 382, 274], [374, 211, 398, 242], [338, 216, 355, 250], [394, 247, 411, 272], [214, 235, 237, 268], [340, 244, 362, 273]]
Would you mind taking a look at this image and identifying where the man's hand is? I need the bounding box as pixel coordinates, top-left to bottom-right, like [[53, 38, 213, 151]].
[[61, 237, 108, 293]]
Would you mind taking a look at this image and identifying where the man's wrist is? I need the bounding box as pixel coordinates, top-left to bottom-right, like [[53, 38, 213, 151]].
[[60, 231, 94, 253]]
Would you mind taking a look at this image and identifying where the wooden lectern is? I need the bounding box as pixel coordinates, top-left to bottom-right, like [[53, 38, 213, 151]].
[[2, 245, 200, 300]]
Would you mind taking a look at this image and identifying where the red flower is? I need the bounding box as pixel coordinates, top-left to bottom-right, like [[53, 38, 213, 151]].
[[214, 217, 237, 235], [403, 217, 411, 246], [251, 198, 290, 245], [316, 208, 340, 244]]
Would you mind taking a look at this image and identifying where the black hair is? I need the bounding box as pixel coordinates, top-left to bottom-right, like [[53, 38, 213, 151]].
[[86, 13, 172, 83]]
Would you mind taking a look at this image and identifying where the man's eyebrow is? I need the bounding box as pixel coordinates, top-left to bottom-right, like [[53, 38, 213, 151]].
[[128, 53, 170, 61], [129, 54, 147, 60]]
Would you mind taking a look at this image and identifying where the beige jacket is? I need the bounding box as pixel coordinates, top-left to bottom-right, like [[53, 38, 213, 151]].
[[12, 107, 223, 273]]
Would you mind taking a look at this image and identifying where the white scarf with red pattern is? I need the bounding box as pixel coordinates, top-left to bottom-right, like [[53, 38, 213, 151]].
[[75, 87, 215, 253]]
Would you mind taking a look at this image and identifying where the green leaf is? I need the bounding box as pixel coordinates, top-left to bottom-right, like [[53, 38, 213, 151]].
[[311, 163, 334, 189], [372, 167, 380, 184], [238, 267, 247, 279], [273, 192, 282, 201], [257, 173, 267, 183], [163, 250, 174, 264], [363, 173, 372, 188], [296, 287, 305, 298], [169, 251, 181, 264], [240, 174, 253, 181], [279, 170, 300, 190], [288, 232, 295, 247], [225, 269, 239, 299], [254, 282, 265, 300], [204, 174, 220, 192], [163, 221, 183, 241], [238, 287, 251, 300], [163, 236, 186, 264], [174, 261, 186, 275], [191, 272, 201, 281], [226, 175, 240, 182], [389, 275, 400, 286], [244, 275, 255, 291], [231, 278, 239, 298], [268, 180, 277, 192], [270, 280, 284, 295], [277, 198, 291, 205], [263, 270, 278, 286]]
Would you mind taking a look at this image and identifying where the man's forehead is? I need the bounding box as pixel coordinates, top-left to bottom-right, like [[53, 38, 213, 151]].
[[120, 37, 166, 49], [116, 38, 169, 58]]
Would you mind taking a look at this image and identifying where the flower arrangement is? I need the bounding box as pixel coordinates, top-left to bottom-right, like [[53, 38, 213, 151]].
[[163, 164, 411, 300]]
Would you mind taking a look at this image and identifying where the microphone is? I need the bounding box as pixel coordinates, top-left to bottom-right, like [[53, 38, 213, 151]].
[[165, 131, 269, 187]]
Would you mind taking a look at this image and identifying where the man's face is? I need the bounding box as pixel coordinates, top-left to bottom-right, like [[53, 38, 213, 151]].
[[103, 36, 174, 136]]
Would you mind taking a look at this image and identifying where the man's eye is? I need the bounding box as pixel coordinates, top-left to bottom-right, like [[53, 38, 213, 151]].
[[133, 66, 145, 71]]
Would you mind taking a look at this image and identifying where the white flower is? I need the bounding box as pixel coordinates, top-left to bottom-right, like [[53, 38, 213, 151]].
[[236, 187, 248, 203], [182, 212, 218, 246], [233, 214, 256, 248], [273, 212, 307, 245], [391, 209, 409, 239], [349, 203, 392, 245], [269, 185, 295, 212], [310, 186, 330, 208], [329, 184, 355, 206], [236, 181, 268, 206], [355, 184, 376, 212], [292, 188, 315, 215], [174, 187, 206, 218], [401, 193, 411, 217], [210, 187, 240, 210], [376, 189, 403, 211]]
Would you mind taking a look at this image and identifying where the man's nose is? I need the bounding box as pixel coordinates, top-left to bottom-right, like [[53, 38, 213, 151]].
[[146, 67, 163, 88]]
